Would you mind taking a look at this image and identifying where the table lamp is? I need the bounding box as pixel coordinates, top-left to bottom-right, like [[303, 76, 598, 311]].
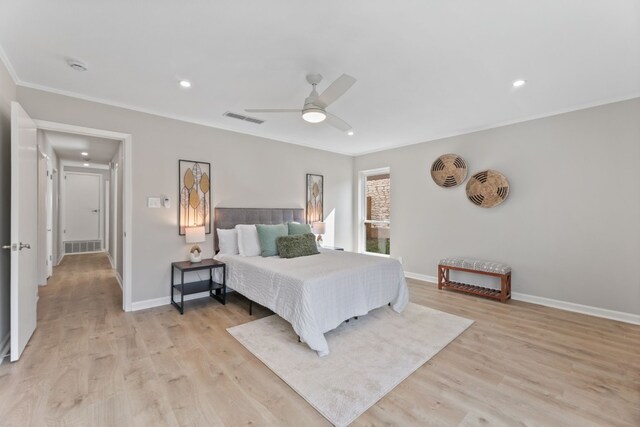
[[311, 221, 326, 247], [185, 226, 205, 263]]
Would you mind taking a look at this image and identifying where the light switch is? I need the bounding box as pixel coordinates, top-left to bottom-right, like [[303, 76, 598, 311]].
[[147, 197, 162, 208]]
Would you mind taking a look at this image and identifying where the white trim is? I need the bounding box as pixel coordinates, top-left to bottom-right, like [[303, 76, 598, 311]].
[[404, 272, 438, 283], [56, 253, 64, 265], [33, 120, 133, 312], [352, 93, 640, 156], [19, 82, 356, 156], [14, 79, 640, 158], [106, 251, 115, 269], [131, 291, 212, 312], [511, 292, 640, 326], [0, 44, 19, 84], [404, 271, 640, 325]]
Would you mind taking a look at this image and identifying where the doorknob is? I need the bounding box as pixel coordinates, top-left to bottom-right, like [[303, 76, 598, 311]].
[[19, 242, 31, 250]]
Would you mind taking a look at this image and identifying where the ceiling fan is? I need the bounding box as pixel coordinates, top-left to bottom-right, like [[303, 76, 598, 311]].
[[245, 73, 356, 134]]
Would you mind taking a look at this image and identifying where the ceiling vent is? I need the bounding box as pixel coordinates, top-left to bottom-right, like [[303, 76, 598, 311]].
[[223, 111, 264, 124], [67, 59, 88, 72]]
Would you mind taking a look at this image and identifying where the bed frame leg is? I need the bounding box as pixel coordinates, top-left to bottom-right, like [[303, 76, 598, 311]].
[[249, 300, 253, 316], [354, 316, 358, 320], [298, 336, 301, 343], [388, 302, 391, 306]]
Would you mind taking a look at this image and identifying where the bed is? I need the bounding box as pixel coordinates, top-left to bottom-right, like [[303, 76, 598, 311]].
[[214, 208, 409, 357]]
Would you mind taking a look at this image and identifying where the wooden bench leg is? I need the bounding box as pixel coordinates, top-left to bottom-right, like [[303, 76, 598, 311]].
[[500, 275, 507, 303], [438, 265, 446, 290]]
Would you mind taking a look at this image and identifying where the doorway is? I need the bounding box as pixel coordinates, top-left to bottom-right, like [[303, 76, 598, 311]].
[[35, 120, 132, 312]]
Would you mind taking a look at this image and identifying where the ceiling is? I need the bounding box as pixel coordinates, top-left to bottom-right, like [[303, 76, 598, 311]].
[[44, 131, 119, 164], [2, 1, 639, 156]]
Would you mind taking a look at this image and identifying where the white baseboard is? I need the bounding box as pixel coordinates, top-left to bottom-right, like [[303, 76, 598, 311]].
[[114, 271, 123, 291], [131, 291, 213, 311], [404, 271, 438, 283], [106, 251, 115, 269], [404, 271, 640, 325], [0, 333, 10, 365], [510, 292, 640, 325]]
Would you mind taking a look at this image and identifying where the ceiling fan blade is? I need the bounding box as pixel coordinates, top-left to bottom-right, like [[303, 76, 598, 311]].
[[244, 109, 302, 113], [316, 74, 356, 108], [325, 113, 352, 132]]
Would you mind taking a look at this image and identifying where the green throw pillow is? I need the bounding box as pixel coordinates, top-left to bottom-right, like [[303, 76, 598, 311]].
[[288, 222, 312, 235], [277, 233, 319, 259], [256, 224, 288, 257]]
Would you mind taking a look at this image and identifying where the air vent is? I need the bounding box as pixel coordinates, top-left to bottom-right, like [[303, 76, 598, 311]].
[[223, 111, 264, 124]]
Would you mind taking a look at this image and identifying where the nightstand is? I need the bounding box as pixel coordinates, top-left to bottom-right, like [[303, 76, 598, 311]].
[[170, 258, 226, 314]]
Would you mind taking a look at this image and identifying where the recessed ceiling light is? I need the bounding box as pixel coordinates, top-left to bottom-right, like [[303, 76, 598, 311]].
[[81, 152, 88, 156], [83, 163, 90, 167], [513, 79, 526, 88], [179, 80, 192, 88], [347, 130, 354, 136]]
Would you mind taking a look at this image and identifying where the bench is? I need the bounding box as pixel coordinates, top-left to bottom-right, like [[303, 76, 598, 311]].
[[438, 257, 511, 303]]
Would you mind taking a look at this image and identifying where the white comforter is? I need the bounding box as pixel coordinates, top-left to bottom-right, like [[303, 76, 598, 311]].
[[215, 249, 409, 356]]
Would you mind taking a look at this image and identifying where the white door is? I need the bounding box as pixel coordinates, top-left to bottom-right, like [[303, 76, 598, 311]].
[[65, 173, 100, 241], [7, 102, 39, 362]]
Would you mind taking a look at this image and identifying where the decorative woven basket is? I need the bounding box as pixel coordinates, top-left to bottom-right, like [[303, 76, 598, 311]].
[[466, 170, 510, 208], [430, 154, 468, 187]]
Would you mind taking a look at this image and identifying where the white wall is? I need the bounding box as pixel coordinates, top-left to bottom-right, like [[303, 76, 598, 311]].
[[17, 87, 354, 304], [354, 98, 640, 315], [0, 57, 15, 351]]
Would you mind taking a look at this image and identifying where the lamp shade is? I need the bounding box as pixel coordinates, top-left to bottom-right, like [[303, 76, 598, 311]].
[[311, 221, 326, 234], [185, 226, 206, 244]]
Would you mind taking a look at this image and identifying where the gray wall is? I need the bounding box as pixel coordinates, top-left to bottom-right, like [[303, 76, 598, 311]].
[[0, 59, 16, 347], [354, 98, 640, 315], [17, 87, 354, 303]]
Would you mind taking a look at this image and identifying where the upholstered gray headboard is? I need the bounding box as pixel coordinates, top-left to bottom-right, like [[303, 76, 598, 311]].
[[214, 207, 304, 252]]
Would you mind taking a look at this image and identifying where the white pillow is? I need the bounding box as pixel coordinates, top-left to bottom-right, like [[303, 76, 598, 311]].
[[235, 224, 261, 257], [217, 228, 239, 255]]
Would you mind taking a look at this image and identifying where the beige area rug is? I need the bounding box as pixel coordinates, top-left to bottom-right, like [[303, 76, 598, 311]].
[[227, 303, 474, 427]]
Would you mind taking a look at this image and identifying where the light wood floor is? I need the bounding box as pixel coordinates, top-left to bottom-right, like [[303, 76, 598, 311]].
[[0, 253, 638, 426]]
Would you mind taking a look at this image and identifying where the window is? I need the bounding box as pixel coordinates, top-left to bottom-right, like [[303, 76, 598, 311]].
[[359, 168, 390, 255]]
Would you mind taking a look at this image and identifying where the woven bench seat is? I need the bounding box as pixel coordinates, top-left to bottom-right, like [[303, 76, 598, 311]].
[[439, 257, 511, 275], [438, 257, 512, 303]]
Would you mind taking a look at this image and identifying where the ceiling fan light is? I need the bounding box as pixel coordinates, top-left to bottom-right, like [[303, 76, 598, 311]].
[[302, 108, 326, 123]]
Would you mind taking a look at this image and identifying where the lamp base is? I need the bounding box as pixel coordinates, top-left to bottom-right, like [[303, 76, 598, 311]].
[[189, 252, 202, 263]]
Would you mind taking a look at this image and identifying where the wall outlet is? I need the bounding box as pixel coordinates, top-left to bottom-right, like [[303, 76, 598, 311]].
[[147, 197, 162, 208]]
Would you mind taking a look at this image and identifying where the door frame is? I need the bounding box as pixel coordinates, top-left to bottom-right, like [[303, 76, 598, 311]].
[[36, 148, 53, 285], [33, 120, 133, 312], [61, 170, 104, 244]]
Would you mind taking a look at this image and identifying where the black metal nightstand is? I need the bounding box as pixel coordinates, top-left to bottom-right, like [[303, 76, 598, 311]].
[[170, 259, 226, 314]]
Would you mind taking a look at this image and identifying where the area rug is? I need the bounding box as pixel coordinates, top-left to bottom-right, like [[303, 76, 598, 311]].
[[227, 303, 473, 426]]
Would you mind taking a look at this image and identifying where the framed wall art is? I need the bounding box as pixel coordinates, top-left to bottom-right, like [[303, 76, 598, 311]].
[[306, 174, 324, 224], [179, 160, 211, 235]]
